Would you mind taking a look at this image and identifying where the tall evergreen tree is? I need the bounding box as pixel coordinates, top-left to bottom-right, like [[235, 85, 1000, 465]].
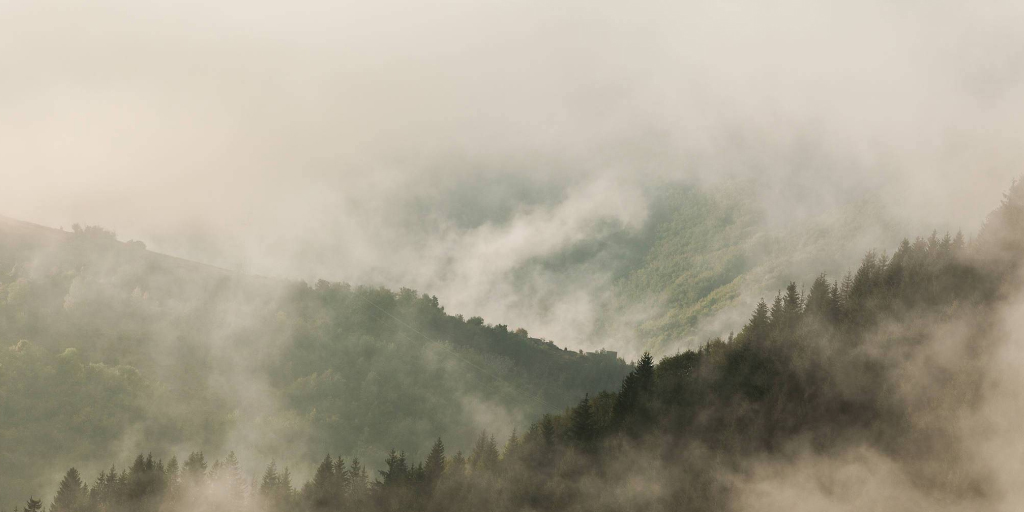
[[469, 432, 499, 473], [348, 458, 368, 497], [260, 460, 280, 495], [424, 438, 446, 484], [783, 282, 802, 319], [502, 428, 520, 461], [306, 455, 337, 511], [635, 352, 655, 391], [222, 451, 246, 501], [50, 468, 87, 512], [332, 457, 350, 500], [569, 394, 598, 449], [379, 450, 409, 487], [768, 292, 785, 333], [743, 299, 770, 342], [182, 452, 207, 486]]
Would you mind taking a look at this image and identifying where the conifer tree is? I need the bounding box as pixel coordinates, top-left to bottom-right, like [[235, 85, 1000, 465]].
[[164, 456, 180, 502], [379, 450, 409, 486], [222, 451, 246, 501], [768, 292, 785, 333], [332, 457, 350, 500], [306, 455, 337, 510], [469, 432, 499, 472], [348, 458, 368, 497], [51, 468, 87, 512], [424, 438, 446, 484], [540, 415, 555, 446], [23, 497, 42, 512], [783, 282, 802, 319], [741, 299, 770, 342], [447, 451, 467, 477], [502, 428, 520, 461], [635, 352, 655, 392], [807, 275, 835, 322], [183, 452, 207, 486], [280, 467, 294, 496], [569, 394, 597, 449]]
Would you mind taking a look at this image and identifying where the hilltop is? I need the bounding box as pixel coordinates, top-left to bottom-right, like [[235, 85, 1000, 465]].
[[0, 216, 631, 502]]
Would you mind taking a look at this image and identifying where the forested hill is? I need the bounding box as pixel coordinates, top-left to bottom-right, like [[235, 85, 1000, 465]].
[[0, 217, 631, 504], [20, 181, 1024, 512]]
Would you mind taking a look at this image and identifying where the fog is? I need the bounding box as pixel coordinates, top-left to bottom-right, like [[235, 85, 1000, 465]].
[[4, 2, 1024, 510], [3, 0, 1023, 353]]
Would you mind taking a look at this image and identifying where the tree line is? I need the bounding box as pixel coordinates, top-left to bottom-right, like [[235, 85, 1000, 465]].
[[13, 180, 1024, 511]]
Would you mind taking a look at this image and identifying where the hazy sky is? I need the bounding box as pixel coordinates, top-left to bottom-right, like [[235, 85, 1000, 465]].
[[2, 0, 1023, 349]]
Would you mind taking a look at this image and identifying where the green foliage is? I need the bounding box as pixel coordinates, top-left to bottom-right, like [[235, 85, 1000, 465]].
[[13, 181, 1024, 511], [0, 220, 630, 502]]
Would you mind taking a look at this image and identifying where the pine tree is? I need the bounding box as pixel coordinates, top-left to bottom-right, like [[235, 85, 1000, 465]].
[[741, 299, 770, 343], [348, 458, 368, 497], [164, 456, 180, 501], [183, 452, 207, 486], [23, 497, 42, 512], [222, 451, 246, 501], [768, 292, 784, 332], [803, 274, 832, 319], [332, 457, 350, 501], [540, 414, 555, 446], [635, 352, 654, 392], [447, 451, 467, 477], [260, 461, 280, 496], [379, 450, 409, 486], [612, 370, 639, 424], [569, 394, 597, 449], [469, 432, 499, 472], [278, 467, 295, 509], [783, 282, 802, 319], [307, 455, 337, 510], [51, 468, 87, 512], [424, 438, 445, 484], [502, 428, 520, 462]]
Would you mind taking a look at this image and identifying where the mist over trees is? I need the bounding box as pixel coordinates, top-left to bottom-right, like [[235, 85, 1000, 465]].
[[0, 220, 629, 504], [12, 181, 1024, 511]]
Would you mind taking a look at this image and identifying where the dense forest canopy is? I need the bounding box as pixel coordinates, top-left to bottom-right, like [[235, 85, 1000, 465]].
[[0, 217, 630, 504], [9, 180, 1024, 511]]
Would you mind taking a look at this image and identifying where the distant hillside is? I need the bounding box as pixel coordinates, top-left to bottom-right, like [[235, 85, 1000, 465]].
[[18, 183, 1023, 512], [605, 183, 907, 355], [0, 217, 630, 502]]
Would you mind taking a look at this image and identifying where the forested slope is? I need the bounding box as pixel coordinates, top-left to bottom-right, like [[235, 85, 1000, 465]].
[[24, 181, 1024, 512], [0, 219, 630, 504]]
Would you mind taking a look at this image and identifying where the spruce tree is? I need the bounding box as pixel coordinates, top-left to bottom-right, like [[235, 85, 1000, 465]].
[[804, 274, 833, 320], [23, 497, 42, 512], [222, 451, 246, 501], [502, 428, 520, 462], [741, 299, 770, 343], [635, 352, 655, 392], [447, 451, 467, 477], [183, 452, 207, 486], [307, 455, 336, 510], [379, 450, 409, 487], [50, 468, 87, 512], [768, 292, 785, 333], [569, 394, 597, 449], [332, 457, 350, 501], [540, 415, 555, 446], [424, 438, 446, 484], [348, 458, 368, 498], [469, 432, 499, 472], [783, 282, 802, 319]]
